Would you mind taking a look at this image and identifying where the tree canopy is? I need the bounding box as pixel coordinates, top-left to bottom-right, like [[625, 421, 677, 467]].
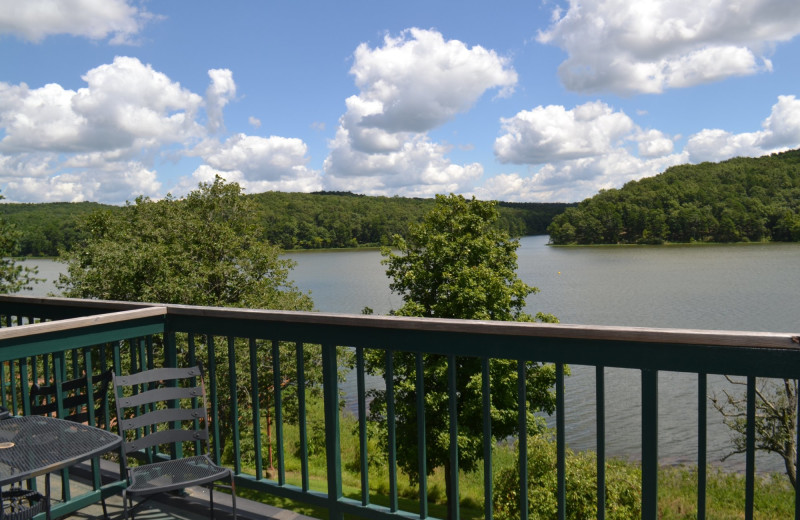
[[58, 177, 312, 311], [0, 191, 39, 294], [548, 149, 800, 245], [369, 194, 559, 519]]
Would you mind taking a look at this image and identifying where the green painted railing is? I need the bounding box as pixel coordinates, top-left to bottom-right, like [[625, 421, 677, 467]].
[[1, 295, 799, 520]]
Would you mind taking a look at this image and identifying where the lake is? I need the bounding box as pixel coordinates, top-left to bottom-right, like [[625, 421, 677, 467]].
[[15, 236, 800, 472]]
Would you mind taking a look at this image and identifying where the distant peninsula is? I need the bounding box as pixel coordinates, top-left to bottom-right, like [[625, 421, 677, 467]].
[[548, 149, 800, 245]]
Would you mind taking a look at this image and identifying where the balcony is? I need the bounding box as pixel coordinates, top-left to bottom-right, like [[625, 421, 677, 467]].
[[1, 294, 798, 520]]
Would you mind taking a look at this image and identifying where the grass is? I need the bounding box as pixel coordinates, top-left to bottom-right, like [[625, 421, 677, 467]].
[[230, 409, 796, 519]]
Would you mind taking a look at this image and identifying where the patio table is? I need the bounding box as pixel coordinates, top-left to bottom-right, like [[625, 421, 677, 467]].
[[0, 415, 121, 520]]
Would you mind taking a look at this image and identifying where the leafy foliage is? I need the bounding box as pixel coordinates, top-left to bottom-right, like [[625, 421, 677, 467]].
[[548, 149, 800, 244], [57, 177, 312, 310], [0, 191, 39, 293], [493, 435, 642, 520], [369, 194, 559, 519], [1, 191, 572, 256], [56, 178, 327, 458], [0, 201, 113, 257]]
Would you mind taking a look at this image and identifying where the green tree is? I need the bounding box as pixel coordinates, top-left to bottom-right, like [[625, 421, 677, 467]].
[[57, 177, 320, 459], [0, 191, 39, 294], [369, 194, 559, 519], [58, 177, 311, 310]]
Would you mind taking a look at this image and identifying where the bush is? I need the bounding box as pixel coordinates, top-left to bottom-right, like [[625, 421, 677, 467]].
[[493, 434, 641, 520]]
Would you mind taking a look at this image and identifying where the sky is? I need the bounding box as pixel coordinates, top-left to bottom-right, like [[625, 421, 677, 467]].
[[1, 1, 800, 205]]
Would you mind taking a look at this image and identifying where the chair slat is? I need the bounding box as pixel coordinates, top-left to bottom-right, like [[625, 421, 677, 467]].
[[124, 427, 208, 453], [115, 366, 201, 386], [120, 407, 206, 431], [118, 385, 202, 408]]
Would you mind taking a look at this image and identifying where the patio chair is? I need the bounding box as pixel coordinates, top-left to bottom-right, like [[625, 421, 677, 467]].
[[28, 369, 114, 518], [29, 369, 113, 426], [112, 365, 236, 520]]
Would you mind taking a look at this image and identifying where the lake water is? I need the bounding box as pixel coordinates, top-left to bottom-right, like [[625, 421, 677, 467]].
[[15, 236, 800, 472]]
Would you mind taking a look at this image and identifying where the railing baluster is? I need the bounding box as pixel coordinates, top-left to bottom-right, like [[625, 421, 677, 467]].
[[207, 336, 222, 464], [227, 336, 241, 474], [272, 339, 285, 485], [482, 358, 493, 520], [556, 362, 566, 520], [322, 342, 343, 520], [415, 353, 428, 519], [745, 376, 756, 520], [795, 379, 800, 520], [698, 372, 707, 520], [448, 354, 460, 520], [597, 365, 606, 520], [249, 338, 263, 480], [518, 360, 528, 520], [356, 346, 369, 506], [642, 369, 658, 520], [386, 350, 398, 512], [296, 342, 309, 491], [189, 335, 201, 454]]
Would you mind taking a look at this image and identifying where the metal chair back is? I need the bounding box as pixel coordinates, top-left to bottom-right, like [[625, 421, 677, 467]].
[[30, 369, 113, 426]]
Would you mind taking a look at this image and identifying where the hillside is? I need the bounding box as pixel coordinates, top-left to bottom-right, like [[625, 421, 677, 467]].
[[0, 192, 573, 256], [548, 149, 800, 245]]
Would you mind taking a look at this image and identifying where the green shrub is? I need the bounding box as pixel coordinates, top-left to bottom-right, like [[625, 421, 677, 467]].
[[493, 434, 641, 520]]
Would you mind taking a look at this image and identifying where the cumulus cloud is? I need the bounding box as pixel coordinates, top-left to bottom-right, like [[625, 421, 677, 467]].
[[494, 101, 635, 164], [205, 69, 236, 134], [0, 0, 152, 44], [324, 28, 516, 196], [179, 134, 323, 195], [485, 96, 800, 202], [538, 0, 800, 94], [0, 57, 323, 203], [490, 100, 688, 201], [686, 95, 800, 162]]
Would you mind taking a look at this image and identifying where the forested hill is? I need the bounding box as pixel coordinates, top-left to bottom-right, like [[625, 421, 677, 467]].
[[548, 149, 800, 245], [0, 192, 572, 256]]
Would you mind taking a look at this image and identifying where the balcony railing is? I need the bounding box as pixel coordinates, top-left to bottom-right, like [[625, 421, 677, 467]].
[[1, 294, 798, 520]]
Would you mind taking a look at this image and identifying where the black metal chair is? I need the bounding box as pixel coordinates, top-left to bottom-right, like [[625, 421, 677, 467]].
[[112, 365, 236, 520], [30, 369, 113, 425], [28, 369, 114, 518]]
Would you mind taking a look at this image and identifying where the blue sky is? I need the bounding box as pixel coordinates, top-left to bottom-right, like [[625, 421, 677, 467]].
[[1, 0, 800, 204]]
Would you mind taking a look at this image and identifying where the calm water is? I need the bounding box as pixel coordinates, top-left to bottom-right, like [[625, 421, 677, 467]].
[[16, 236, 800, 471]]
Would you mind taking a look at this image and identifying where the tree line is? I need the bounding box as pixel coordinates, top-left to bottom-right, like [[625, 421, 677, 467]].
[[0, 191, 572, 256], [548, 149, 800, 245]]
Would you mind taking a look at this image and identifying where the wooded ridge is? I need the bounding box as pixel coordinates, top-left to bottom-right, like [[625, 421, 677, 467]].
[[0, 192, 572, 256], [548, 149, 800, 245]]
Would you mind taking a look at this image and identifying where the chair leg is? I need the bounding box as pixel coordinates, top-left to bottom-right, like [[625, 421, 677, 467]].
[[101, 496, 108, 519], [209, 486, 214, 520]]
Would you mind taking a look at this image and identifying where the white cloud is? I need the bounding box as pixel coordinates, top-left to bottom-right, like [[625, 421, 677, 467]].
[[485, 95, 800, 202], [350, 28, 517, 133], [324, 28, 516, 196], [636, 129, 675, 158], [182, 134, 323, 195], [538, 0, 800, 94], [686, 95, 800, 162], [0, 57, 204, 155], [2, 161, 160, 203], [325, 130, 482, 197], [249, 117, 262, 129], [206, 69, 236, 134], [0, 0, 151, 44], [494, 101, 635, 164]]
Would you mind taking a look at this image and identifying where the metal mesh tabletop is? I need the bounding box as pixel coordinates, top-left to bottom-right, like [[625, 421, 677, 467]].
[[0, 415, 121, 486]]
